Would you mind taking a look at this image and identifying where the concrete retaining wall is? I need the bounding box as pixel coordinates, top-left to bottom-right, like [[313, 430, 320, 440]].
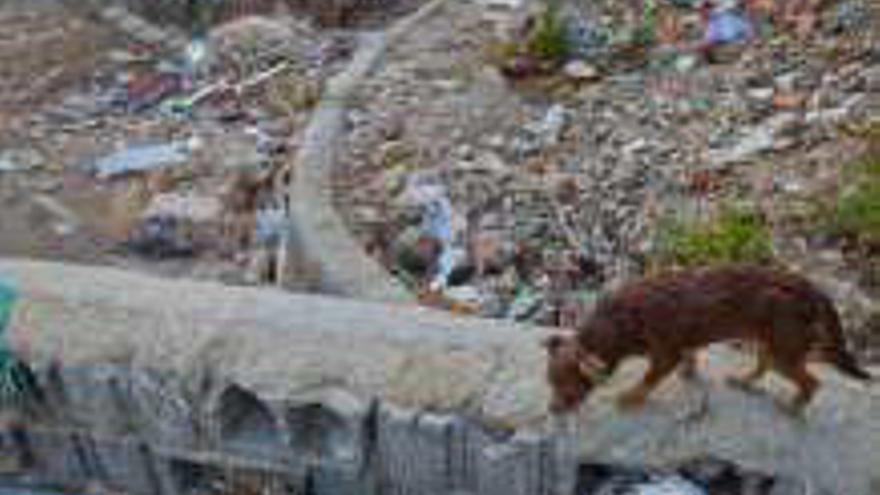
[[0, 259, 570, 495]]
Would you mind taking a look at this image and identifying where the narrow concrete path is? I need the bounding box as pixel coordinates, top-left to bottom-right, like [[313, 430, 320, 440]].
[[284, 0, 450, 303]]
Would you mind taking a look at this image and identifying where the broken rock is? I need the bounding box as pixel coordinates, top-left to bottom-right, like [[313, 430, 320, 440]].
[[564, 60, 600, 81]]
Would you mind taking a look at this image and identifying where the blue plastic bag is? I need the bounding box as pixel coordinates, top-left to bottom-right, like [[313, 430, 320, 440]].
[[705, 10, 754, 46]]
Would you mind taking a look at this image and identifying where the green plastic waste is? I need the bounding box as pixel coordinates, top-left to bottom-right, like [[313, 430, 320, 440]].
[[0, 281, 17, 350], [0, 280, 40, 413]]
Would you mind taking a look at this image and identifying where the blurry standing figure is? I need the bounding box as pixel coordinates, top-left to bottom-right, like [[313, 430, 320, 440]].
[[0, 281, 43, 472]]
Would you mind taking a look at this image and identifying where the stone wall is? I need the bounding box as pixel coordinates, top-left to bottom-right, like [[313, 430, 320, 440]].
[[8, 367, 570, 495], [1, 259, 878, 495], [0, 259, 568, 495]]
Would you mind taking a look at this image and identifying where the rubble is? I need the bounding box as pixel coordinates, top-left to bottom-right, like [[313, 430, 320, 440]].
[[329, 0, 879, 356], [0, 1, 347, 286], [0, 0, 877, 348], [563, 60, 600, 81]]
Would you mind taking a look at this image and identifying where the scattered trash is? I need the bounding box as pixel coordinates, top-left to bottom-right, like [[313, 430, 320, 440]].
[[397, 178, 467, 290], [704, 8, 754, 46], [481, 0, 526, 9], [626, 476, 708, 495], [0, 149, 44, 173], [827, 0, 871, 34], [708, 112, 802, 164], [746, 87, 774, 101], [564, 11, 611, 58], [708, 126, 774, 164], [0, 158, 20, 173], [423, 195, 456, 289], [395, 230, 440, 279], [772, 91, 807, 109], [163, 61, 290, 115], [506, 286, 543, 321], [674, 54, 699, 73], [126, 72, 183, 113], [499, 54, 546, 80], [443, 285, 484, 307], [527, 104, 568, 150], [143, 192, 223, 224], [183, 36, 211, 79], [578, 460, 774, 495], [124, 215, 196, 259], [255, 206, 286, 247], [93, 142, 189, 179], [563, 60, 600, 81]]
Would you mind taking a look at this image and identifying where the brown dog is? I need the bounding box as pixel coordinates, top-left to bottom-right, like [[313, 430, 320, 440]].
[[542, 264, 872, 415]]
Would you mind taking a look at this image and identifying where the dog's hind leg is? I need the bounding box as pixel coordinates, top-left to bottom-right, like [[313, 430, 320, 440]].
[[616, 354, 680, 411], [772, 357, 819, 414], [727, 345, 771, 389]]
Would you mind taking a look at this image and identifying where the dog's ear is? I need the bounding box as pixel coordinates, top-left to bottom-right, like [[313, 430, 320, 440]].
[[541, 330, 577, 354]]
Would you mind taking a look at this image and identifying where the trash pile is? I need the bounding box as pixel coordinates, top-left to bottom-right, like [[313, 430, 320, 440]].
[[334, 0, 878, 341], [576, 456, 815, 495], [491, 0, 869, 82], [0, 3, 356, 286]]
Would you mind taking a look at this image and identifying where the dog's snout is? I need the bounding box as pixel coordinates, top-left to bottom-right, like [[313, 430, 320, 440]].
[[549, 395, 579, 414]]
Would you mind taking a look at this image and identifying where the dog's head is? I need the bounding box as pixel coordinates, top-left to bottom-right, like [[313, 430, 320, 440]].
[[542, 331, 608, 414]]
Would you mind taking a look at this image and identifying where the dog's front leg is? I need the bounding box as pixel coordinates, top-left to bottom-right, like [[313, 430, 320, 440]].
[[616, 355, 681, 411]]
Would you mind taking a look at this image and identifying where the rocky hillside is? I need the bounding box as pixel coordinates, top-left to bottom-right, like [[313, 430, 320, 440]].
[[331, 0, 879, 360]]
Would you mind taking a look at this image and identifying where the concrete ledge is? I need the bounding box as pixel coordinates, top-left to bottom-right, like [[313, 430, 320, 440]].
[[1, 258, 550, 425]]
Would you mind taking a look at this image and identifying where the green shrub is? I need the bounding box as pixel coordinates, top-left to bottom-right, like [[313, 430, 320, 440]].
[[527, 4, 571, 62], [653, 205, 774, 268], [833, 154, 880, 247]]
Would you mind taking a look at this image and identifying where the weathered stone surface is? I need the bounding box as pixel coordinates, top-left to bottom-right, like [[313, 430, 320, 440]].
[[2, 258, 548, 424]]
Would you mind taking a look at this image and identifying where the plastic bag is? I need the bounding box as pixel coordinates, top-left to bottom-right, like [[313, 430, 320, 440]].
[[705, 9, 754, 45]]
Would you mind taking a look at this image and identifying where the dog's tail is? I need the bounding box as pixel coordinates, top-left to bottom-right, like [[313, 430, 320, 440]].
[[814, 294, 872, 382], [829, 347, 872, 381]]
